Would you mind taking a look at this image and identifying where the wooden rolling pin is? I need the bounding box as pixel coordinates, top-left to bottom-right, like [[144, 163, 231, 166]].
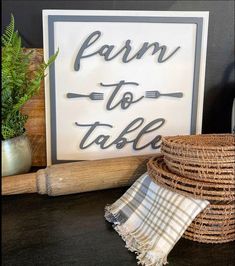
[[2, 155, 151, 196]]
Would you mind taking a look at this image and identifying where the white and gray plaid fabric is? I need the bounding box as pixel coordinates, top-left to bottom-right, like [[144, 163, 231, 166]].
[[105, 173, 209, 266]]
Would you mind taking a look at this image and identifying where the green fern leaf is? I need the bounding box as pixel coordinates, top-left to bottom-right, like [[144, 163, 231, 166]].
[[2, 14, 58, 140], [1, 14, 15, 46]]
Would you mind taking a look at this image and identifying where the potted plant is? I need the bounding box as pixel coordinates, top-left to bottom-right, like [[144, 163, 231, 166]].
[[2, 15, 58, 176]]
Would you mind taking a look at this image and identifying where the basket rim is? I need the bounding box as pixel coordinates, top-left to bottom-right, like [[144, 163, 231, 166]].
[[148, 156, 235, 189], [162, 134, 235, 151], [163, 158, 235, 184], [147, 156, 235, 201]]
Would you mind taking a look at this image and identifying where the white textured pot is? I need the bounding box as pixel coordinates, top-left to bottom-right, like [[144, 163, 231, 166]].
[[2, 134, 32, 177]]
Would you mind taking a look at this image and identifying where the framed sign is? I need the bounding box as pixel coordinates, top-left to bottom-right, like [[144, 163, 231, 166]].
[[43, 10, 209, 165]]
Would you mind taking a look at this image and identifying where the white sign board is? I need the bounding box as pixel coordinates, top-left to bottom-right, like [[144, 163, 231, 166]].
[[43, 10, 209, 164]]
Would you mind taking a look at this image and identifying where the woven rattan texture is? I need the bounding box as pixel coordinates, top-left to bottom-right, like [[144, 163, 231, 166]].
[[148, 134, 235, 243], [161, 134, 235, 184]]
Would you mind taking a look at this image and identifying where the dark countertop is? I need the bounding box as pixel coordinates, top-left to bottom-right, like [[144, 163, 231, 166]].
[[2, 188, 235, 266]]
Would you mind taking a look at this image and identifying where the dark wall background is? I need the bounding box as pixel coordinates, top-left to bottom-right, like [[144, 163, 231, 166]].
[[2, 0, 235, 133]]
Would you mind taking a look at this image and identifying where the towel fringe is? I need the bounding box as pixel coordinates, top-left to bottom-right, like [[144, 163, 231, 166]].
[[137, 250, 168, 266], [105, 207, 168, 266]]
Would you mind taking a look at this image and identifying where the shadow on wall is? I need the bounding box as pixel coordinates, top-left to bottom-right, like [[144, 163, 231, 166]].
[[203, 62, 235, 134]]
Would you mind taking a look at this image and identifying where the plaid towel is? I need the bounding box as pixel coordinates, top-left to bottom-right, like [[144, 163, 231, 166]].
[[105, 173, 209, 266]]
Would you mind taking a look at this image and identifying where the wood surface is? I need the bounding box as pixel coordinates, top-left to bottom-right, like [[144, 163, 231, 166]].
[[2, 155, 151, 196], [3, 190, 235, 266], [39, 155, 150, 196], [2, 172, 37, 195], [21, 48, 46, 166]]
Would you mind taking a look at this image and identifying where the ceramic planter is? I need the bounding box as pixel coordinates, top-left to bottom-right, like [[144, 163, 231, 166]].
[[2, 134, 32, 177]]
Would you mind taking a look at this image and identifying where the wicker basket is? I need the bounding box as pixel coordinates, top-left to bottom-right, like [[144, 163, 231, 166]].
[[147, 156, 235, 243], [161, 134, 235, 184]]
